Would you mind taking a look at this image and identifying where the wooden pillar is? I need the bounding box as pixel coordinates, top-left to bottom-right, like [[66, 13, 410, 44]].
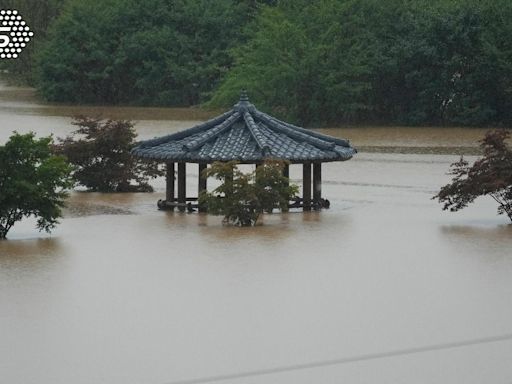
[[303, 163, 311, 211], [178, 162, 186, 212], [198, 163, 207, 212], [313, 163, 322, 204], [166, 162, 175, 206], [283, 164, 290, 185], [282, 164, 290, 212], [226, 165, 234, 195]]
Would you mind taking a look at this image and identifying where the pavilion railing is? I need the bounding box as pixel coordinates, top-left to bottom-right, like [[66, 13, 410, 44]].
[[157, 197, 330, 212]]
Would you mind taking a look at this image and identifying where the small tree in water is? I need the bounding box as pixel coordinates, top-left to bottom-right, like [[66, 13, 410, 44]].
[[434, 129, 512, 222], [0, 133, 73, 239], [199, 161, 298, 226], [55, 116, 162, 192]]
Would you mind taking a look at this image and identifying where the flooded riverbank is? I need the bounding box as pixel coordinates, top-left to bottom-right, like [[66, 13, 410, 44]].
[[1, 80, 511, 384]]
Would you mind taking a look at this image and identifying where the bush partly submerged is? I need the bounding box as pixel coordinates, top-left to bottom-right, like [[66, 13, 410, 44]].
[[55, 116, 163, 192], [199, 161, 298, 226]]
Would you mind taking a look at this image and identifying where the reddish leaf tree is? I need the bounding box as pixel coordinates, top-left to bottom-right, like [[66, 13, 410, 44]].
[[434, 129, 512, 222], [55, 116, 163, 192]]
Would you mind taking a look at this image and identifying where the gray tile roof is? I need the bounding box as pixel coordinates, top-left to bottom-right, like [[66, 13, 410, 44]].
[[132, 91, 357, 163]]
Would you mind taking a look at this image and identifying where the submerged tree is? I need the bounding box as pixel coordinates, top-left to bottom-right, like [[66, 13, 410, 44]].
[[55, 116, 162, 192], [434, 129, 512, 222], [199, 161, 298, 226], [0, 133, 72, 239]]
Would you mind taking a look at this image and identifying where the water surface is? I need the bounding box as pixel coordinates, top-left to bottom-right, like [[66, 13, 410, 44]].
[[1, 80, 511, 384]]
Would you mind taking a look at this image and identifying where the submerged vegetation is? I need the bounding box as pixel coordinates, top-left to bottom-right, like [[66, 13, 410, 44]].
[[435, 129, 512, 222], [199, 161, 298, 226], [55, 116, 163, 192]]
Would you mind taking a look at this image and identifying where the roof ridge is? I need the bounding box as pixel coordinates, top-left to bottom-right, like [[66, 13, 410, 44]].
[[136, 110, 234, 149], [243, 111, 271, 155], [239, 89, 249, 102], [258, 112, 351, 148], [254, 111, 335, 151], [183, 112, 241, 152]]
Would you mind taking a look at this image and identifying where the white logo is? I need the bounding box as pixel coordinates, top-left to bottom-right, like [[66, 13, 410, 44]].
[[0, 9, 33, 59]]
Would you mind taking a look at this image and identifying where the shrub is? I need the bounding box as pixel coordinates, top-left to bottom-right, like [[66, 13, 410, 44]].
[[199, 160, 298, 226]]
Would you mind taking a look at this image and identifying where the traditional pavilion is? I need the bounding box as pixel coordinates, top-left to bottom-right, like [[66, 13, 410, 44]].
[[131, 91, 356, 212]]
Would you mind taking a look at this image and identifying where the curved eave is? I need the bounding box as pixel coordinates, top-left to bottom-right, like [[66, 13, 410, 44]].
[[132, 146, 356, 164], [131, 95, 356, 164]]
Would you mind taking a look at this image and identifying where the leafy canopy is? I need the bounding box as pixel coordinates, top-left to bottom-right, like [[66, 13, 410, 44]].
[[55, 116, 163, 192], [434, 129, 512, 222], [35, 0, 260, 106], [29, 0, 512, 126], [0, 132, 72, 239], [199, 161, 298, 226], [211, 0, 512, 127]]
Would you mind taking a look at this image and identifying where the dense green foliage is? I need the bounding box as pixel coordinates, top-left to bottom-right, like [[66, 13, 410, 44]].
[[435, 129, 512, 221], [35, 0, 261, 105], [211, 0, 512, 126], [55, 116, 163, 192], [9, 0, 512, 127], [0, 132, 72, 239], [199, 161, 298, 226]]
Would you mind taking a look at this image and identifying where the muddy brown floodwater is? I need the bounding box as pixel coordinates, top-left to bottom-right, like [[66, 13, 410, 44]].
[[1, 80, 511, 384]]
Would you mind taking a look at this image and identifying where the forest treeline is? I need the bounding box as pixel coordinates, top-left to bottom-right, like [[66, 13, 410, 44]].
[[3, 0, 512, 127]]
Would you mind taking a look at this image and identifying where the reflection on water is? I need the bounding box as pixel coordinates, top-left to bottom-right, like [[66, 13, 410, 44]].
[[1, 79, 512, 384], [441, 223, 512, 240], [63, 193, 136, 217], [0, 237, 61, 258], [440, 224, 512, 260], [64, 202, 133, 217]]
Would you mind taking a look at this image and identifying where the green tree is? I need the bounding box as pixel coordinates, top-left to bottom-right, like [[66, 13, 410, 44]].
[[374, 1, 500, 126], [0, 132, 72, 239], [254, 160, 297, 213], [434, 129, 512, 222], [35, 0, 259, 105], [55, 116, 162, 192], [199, 161, 298, 226], [211, 0, 512, 127], [210, 0, 389, 125]]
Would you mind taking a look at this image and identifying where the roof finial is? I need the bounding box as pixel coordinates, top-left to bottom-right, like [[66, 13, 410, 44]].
[[240, 89, 249, 102]]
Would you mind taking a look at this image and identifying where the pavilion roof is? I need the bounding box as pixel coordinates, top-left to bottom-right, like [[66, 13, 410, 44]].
[[131, 92, 356, 164]]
